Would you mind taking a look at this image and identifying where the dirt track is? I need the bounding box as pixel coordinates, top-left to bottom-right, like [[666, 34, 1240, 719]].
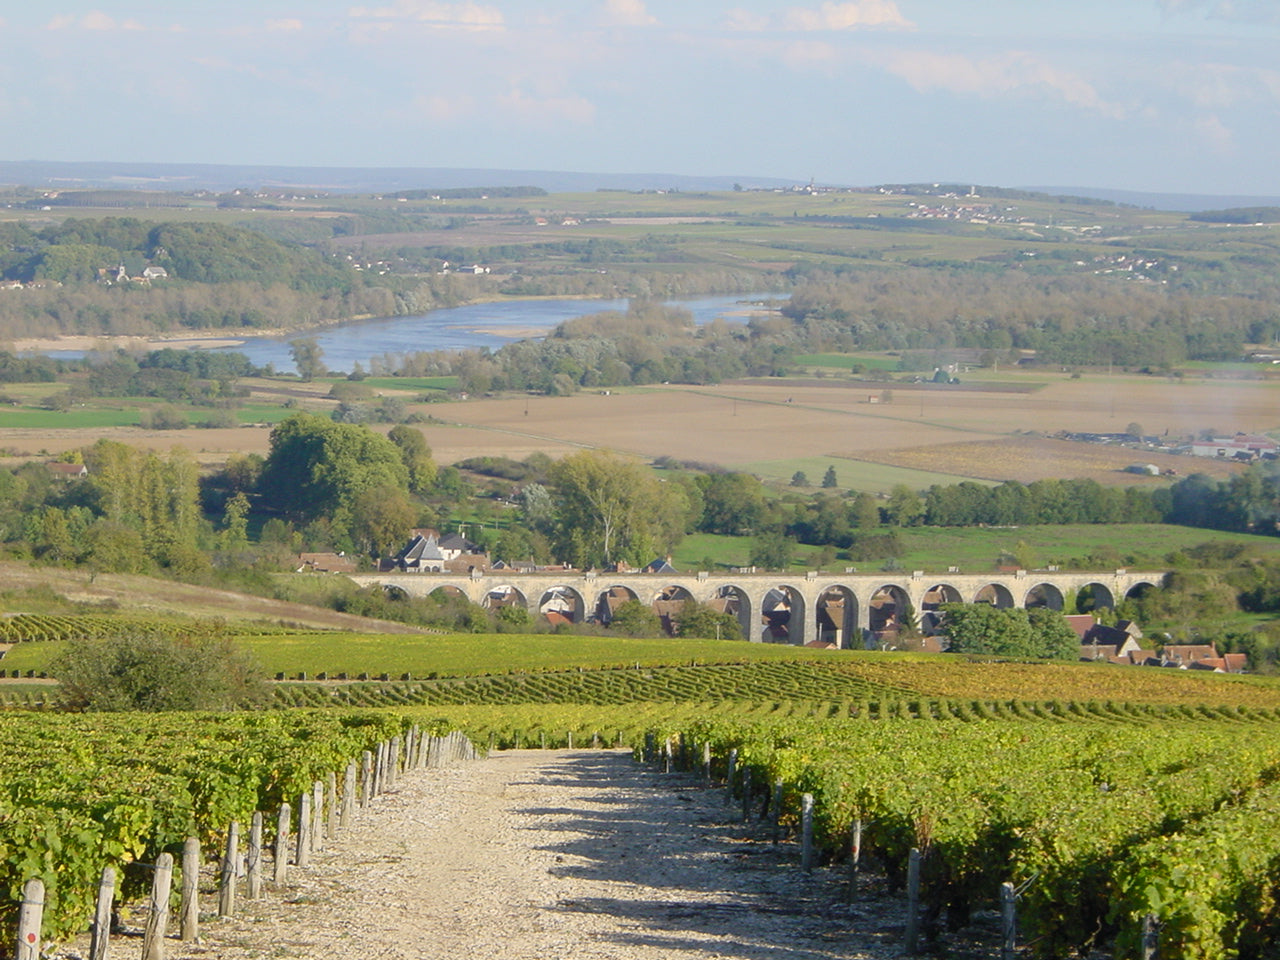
[[152, 750, 908, 960]]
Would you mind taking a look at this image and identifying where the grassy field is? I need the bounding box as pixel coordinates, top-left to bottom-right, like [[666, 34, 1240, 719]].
[[0, 631, 890, 678], [893, 523, 1273, 571], [357, 376, 457, 392], [670, 532, 754, 570], [739, 454, 995, 493], [794, 353, 904, 371], [669, 523, 1270, 576]]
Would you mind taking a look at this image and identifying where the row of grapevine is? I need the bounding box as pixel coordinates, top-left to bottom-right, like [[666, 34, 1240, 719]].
[[0, 710, 413, 943], [655, 713, 1280, 959], [264, 662, 915, 708], [0, 614, 233, 644]]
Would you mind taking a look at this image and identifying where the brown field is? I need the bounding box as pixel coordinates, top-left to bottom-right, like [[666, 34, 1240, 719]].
[[428, 372, 1278, 478], [0, 425, 276, 465], [0, 369, 1274, 486], [856, 435, 1243, 486]]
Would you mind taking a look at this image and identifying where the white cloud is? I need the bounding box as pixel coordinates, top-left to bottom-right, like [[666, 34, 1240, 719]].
[[45, 10, 145, 31], [883, 50, 1126, 119], [348, 1, 504, 30], [498, 87, 596, 124], [1162, 61, 1280, 114], [80, 10, 116, 30], [724, 8, 770, 31], [602, 0, 657, 27], [784, 1, 913, 31], [1193, 113, 1235, 153], [266, 19, 305, 32], [1159, 0, 1280, 24], [727, 1, 912, 32]]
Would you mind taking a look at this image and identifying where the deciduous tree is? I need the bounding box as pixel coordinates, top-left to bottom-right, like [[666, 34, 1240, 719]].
[[548, 450, 663, 568], [257, 413, 410, 538]]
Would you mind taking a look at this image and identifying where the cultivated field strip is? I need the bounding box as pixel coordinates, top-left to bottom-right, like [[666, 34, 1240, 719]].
[[272, 661, 909, 708], [0, 711, 404, 941], [665, 713, 1280, 959]]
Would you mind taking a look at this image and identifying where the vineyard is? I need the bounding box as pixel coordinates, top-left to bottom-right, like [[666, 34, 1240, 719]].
[[5, 613, 1280, 957], [0, 614, 216, 645], [0, 710, 410, 943], [651, 713, 1280, 960]]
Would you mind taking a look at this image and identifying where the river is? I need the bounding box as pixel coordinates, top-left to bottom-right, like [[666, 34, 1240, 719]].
[[211, 293, 781, 373]]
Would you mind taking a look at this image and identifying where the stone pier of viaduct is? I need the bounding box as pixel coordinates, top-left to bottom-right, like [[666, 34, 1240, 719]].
[[351, 568, 1164, 648]]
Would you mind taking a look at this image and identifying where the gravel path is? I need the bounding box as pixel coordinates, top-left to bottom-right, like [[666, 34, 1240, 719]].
[[158, 749, 906, 960]]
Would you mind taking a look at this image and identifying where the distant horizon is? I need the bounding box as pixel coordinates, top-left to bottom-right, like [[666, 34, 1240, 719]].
[[3, 159, 1279, 213], [4, 3, 1279, 198]]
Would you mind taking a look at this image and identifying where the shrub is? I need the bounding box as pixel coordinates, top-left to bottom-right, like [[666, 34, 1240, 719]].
[[52, 628, 266, 711]]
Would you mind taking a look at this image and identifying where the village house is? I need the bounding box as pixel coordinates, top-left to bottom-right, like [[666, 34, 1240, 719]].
[[387, 529, 489, 574], [1189, 433, 1278, 461], [45, 462, 88, 481], [1158, 643, 1249, 672], [296, 552, 358, 574]]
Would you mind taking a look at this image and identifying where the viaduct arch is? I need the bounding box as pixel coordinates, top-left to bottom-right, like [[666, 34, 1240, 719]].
[[351, 568, 1164, 649]]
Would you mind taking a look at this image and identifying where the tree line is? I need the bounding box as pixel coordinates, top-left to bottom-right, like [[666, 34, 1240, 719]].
[[4, 419, 1280, 651]]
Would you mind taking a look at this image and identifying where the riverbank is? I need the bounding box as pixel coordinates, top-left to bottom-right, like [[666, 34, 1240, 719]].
[[6, 291, 783, 364]]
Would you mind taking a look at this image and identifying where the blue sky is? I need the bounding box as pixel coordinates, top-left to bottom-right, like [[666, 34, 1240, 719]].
[[3, 0, 1279, 194]]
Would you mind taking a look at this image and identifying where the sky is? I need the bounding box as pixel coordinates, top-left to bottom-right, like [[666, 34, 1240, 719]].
[[3, 0, 1279, 195]]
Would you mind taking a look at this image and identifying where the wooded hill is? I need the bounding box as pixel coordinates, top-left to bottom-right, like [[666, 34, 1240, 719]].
[[2, 184, 1279, 353]]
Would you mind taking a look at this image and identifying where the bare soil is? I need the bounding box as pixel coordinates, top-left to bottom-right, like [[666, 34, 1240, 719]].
[[106, 751, 931, 960], [1, 369, 1271, 484], [854, 435, 1244, 487]]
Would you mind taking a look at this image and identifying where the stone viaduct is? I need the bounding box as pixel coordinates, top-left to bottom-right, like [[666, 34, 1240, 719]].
[[351, 567, 1165, 649]]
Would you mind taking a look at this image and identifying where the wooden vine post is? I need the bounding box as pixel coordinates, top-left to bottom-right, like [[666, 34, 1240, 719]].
[[1000, 881, 1017, 960], [310, 781, 324, 853], [800, 793, 815, 871], [90, 866, 115, 960], [905, 847, 922, 955], [341, 761, 357, 830], [142, 852, 174, 960], [326, 772, 338, 840], [247, 811, 264, 900], [218, 822, 240, 918], [360, 750, 373, 807], [772, 780, 785, 842], [15, 878, 44, 960], [296, 792, 312, 870], [741, 767, 753, 824], [702, 742, 712, 784], [274, 802, 291, 884], [846, 819, 862, 903], [180, 838, 200, 941], [1141, 914, 1160, 960], [726, 749, 738, 805]]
